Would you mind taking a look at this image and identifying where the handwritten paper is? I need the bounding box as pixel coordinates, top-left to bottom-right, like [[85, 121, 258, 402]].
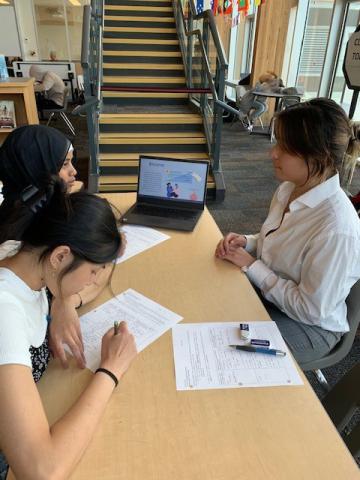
[[80, 289, 183, 372], [117, 225, 170, 264], [172, 321, 303, 390]]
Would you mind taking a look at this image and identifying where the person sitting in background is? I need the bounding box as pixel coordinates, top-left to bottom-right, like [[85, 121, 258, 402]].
[[29, 64, 65, 112], [215, 98, 360, 363], [236, 71, 284, 129]]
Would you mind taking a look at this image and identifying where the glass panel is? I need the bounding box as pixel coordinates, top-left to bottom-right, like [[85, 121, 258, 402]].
[[66, 0, 89, 61], [296, 0, 335, 99], [33, 0, 68, 60], [330, 1, 360, 120]]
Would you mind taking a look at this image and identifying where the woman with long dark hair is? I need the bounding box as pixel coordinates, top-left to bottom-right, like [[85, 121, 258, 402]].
[[0, 179, 137, 479]]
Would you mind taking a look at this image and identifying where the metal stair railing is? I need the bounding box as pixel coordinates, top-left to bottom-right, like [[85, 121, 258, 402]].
[[72, 0, 104, 193], [173, 0, 234, 181]]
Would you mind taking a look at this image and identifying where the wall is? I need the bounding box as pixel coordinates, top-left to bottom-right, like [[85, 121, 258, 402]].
[[0, 6, 22, 57]]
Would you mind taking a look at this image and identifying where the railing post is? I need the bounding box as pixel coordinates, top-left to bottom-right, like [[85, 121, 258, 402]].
[[187, 5, 193, 88], [212, 63, 226, 173]]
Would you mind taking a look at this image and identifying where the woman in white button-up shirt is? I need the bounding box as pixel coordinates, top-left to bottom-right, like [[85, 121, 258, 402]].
[[216, 98, 360, 363]]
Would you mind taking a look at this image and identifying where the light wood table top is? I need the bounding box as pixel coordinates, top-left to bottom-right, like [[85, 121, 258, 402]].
[[11, 193, 359, 479]]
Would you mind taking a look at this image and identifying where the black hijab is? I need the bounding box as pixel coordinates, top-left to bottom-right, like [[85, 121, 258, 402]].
[[0, 125, 71, 220]]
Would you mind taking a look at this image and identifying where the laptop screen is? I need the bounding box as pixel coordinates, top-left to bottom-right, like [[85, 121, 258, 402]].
[[138, 156, 208, 205]]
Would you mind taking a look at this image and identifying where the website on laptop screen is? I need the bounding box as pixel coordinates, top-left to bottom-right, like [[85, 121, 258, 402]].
[[138, 157, 208, 204]]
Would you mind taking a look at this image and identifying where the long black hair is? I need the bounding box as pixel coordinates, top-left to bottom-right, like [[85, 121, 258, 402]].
[[0, 125, 71, 222], [0, 178, 121, 280]]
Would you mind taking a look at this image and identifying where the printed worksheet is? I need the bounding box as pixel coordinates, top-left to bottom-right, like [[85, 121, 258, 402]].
[[117, 225, 170, 264], [80, 289, 182, 372], [172, 321, 303, 390]]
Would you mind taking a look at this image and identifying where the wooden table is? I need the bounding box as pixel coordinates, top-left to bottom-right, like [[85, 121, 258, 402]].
[[10, 193, 359, 479]]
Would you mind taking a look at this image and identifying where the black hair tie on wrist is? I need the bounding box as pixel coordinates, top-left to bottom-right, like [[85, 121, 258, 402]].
[[95, 368, 119, 387]]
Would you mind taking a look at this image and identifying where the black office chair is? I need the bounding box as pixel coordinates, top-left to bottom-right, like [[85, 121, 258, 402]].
[[300, 279, 360, 390], [322, 362, 360, 458]]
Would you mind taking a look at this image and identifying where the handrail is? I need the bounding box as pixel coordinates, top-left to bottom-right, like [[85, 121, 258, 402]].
[[73, 1, 104, 193], [173, 0, 230, 184], [81, 5, 91, 68]]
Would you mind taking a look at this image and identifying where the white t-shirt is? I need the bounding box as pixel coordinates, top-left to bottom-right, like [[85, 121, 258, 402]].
[[0, 268, 48, 368], [245, 174, 360, 332]]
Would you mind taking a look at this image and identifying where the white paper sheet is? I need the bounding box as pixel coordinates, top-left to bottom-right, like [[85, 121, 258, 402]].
[[80, 289, 183, 372], [117, 225, 170, 264], [172, 321, 303, 390]]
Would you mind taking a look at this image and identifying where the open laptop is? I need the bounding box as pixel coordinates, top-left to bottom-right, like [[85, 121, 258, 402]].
[[121, 155, 209, 232]]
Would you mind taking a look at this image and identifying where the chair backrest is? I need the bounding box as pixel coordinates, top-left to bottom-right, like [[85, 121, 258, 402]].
[[301, 279, 360, 371], [62, 86, 70, 109]]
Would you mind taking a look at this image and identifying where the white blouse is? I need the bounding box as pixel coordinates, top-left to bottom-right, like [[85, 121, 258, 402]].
[[245, 174, 360, 332]]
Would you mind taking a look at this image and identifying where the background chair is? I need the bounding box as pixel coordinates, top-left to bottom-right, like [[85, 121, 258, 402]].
[[42, 86, 75, 136], [322, 362, 360, 458], [300, 279, 360, 390]]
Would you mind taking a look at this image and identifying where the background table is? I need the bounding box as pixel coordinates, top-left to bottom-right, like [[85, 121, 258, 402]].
[[10, 193, 359, 479]]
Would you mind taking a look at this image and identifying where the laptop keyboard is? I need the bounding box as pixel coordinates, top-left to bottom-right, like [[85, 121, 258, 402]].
[[133, 205, 198, 220]]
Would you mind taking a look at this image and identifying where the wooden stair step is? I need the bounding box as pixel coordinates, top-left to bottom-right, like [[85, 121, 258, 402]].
[[102, 63, 183, 70], [99, 137, 207, 145], [99, 113, 202, 124], [103, 76, 186, 84], [104, 26, 176, 33], [103, 50, 181, 57], [104, 15, 175, 22], [102, 92, 188, 98], [99, 152, 210, 160], [99, 132, 205, 139], [105, 5, 173, 11], [99, 156, 210, 167], [103, 38, 178, 45]]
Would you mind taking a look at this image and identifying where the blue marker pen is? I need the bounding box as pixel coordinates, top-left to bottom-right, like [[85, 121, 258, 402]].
[[229, 345, 286, 357]]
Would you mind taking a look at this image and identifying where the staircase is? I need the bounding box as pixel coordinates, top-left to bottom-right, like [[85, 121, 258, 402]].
[[98, 0, 215, 196]]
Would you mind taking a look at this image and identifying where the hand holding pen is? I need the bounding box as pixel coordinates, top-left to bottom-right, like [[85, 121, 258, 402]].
[[99, 321, 137, 382]]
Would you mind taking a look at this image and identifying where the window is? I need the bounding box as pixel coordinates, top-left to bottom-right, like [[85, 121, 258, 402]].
[[330, 1, 360, 119], [32, 0, 89, 62], [296, 0, 336, 99]]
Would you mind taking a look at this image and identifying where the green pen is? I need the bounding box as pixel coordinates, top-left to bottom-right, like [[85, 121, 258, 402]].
[[114, 321, 119, 335]]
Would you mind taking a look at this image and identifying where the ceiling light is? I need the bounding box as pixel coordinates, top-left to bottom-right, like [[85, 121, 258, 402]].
[[68, 0, 81, 6], [0, 1, 10, 5]]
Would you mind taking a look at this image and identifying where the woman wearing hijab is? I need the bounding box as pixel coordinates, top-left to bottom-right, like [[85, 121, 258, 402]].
[[0, 125, 76, 222], [0, 125, 106, 371]]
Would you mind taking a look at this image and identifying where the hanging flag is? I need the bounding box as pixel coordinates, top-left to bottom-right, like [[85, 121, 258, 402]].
[[212, 0, 219, 15], [238, 0, 249, 13], [196, 0, 204, 13], [224, 0, 232, 15]]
